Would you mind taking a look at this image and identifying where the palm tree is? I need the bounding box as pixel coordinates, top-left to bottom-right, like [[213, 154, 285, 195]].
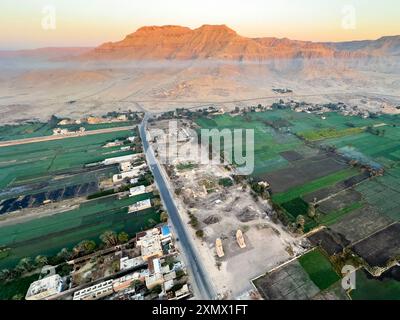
[[16, 257, 33, 273], [73, 240, 96, 257], [34, 255, 48, 268], [11, 294, 24, 300], [57, 248, 72, 262], [0, 269, 11, 281], [308, 204, 316, 218], [117, 232, 129, 244], [296, 215, 306, 233], [296, 215, 305, 227], [100, 231, 119, 247], [160, 212, 169, 223]]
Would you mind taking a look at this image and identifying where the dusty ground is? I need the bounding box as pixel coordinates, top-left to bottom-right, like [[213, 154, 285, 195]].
[[0, 59, 399, 123], [150, 119, 307, 298]]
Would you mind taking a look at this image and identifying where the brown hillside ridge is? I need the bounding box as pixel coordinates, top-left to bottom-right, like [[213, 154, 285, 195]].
[[82, 24, 399, 61]]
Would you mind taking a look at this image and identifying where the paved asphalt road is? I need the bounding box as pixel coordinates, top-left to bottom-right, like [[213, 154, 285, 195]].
[[139, 115, 216, 300]]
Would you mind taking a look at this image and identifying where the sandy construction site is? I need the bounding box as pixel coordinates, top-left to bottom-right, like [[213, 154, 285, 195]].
[[149, 119, 307, 298]]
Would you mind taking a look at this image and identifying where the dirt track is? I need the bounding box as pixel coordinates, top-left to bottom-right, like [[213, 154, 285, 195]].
[[0, 125, 136, 148]]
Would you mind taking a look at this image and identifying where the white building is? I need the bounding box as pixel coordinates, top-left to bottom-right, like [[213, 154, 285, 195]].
[[103, 154, 142, 166], [145, 273, 164, 289], [164, 279, 174, 292], [129, 185, 146, 197], [113, 273, 139, 292], [120, 256, 145, 270], [25, 274, 63, 300], [174, 284, 190, 299], [164, 271, 177, 282], [104, 141, 124, 148], [113, 170, 138, 184], [117, 114, 128, 121], [136, 228, 163, 261], [130, 178, 139, 184], [112, 163, 147, 184], [73, 280, 114, 301], [128, 199, 152, 213]]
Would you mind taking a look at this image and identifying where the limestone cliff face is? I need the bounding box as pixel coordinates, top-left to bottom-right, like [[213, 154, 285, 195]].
[[84, 24, 399, 61]]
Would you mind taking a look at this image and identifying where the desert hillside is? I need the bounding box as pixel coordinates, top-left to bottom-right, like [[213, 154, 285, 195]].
[[84, 24, 399, 61], [0, 25, 399, 123]]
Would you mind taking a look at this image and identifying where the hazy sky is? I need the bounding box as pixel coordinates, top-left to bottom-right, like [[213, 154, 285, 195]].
[[1, 0, 399, 49]]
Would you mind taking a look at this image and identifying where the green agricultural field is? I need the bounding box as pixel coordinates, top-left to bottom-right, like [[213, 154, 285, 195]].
[[0, 130, 133, 189], [322, 125, 400, 168], [0, 274, 39, 300], [0, 127, 149, 270], [195, 112, 309, 176], [298, 249, 341, 291], [195, 109, 390, 234], [195, 109, 379, 177], [272, 168, 358, 204], [319, 202, 363, 226], [356, 169, 400, 221], [298, 127, 364, 142], [0, 123, 54, 142], [0, 119, 137, 143], [281, 197, 309, 219], [351, 270, 400, 300], [0, 193, 159, 269]]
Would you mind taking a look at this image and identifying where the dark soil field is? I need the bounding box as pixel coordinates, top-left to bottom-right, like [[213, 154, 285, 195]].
[[261, 152, 348, 193], [351, 222, 400, 268], [253, 260, 319, 300], [331, 206, 394, 244], [303, 172, 370, 203], [318, 189, 362, 214], [307, 229, 349, 256], [279, 150, 304, 162], [0, 182, 98, 215]]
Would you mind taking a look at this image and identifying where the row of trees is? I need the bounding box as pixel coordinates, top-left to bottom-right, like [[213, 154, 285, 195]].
[[292, 203, 318, 234], [0, 230, 131, 283], [73, 230, 130, 257], [0, 255, 50, 282]]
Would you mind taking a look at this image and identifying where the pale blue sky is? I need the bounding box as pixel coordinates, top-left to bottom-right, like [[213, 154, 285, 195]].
[[1, 0, 399, 49]]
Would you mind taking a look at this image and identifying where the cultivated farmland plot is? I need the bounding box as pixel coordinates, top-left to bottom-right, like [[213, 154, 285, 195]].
[[196, 108, 400, 298], [0, 126, 160, 270]]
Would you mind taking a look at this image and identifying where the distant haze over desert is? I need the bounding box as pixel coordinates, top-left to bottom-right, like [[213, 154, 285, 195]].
[[0, 25, 399, 123]]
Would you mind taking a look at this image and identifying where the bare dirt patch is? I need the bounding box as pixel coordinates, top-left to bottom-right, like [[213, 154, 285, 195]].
[[330, 205, 394, 244], [279, 151, 304, 162]]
